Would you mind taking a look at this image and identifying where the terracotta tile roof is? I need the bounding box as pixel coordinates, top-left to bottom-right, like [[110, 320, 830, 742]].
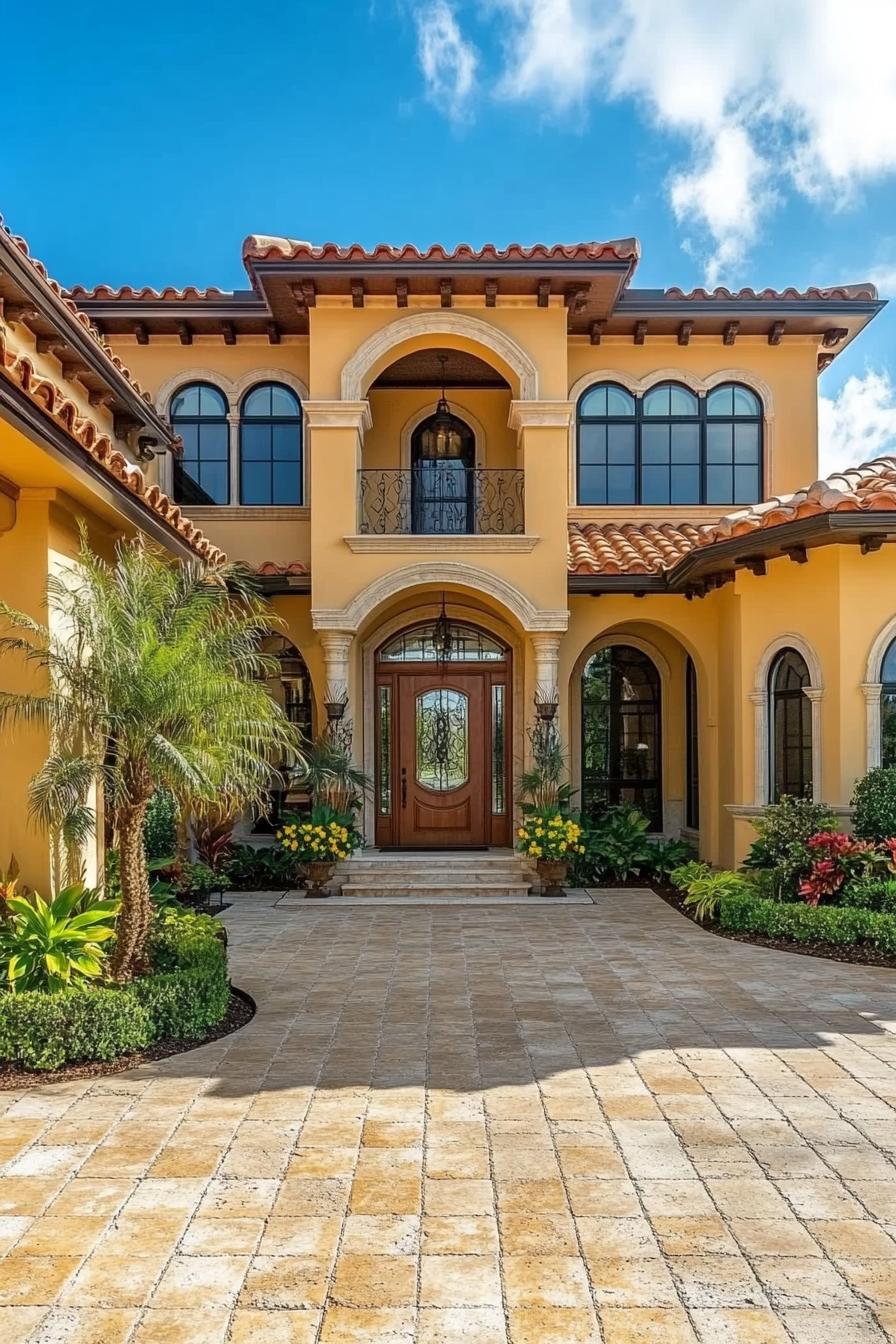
[[568, 455, 896, 578], [68, 284, 231, 302], [0, 325, 225, 566], [0, 220, 162, 407], [256, 561, 311, 576], [242, 237, 641, 266], [662, 283, 878, 302], [568, 521, 710, 575]]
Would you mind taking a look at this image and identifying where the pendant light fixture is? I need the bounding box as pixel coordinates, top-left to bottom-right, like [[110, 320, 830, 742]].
[[432, 592, 453, 668], [419, 354, 462, 460]]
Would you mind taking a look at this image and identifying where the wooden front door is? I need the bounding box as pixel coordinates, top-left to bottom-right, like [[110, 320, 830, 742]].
[[397, 671, 486, 847], [374, 626, 511, 849]]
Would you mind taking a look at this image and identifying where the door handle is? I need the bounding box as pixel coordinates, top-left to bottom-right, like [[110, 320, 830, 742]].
[[401, 767, 408, 808]]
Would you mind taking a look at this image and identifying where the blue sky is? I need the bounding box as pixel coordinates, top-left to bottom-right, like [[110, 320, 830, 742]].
[[5, 0, 895, 472]]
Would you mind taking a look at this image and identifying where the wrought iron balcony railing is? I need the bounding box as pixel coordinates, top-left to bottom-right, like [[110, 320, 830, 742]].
[[358, 466, 524, 536]]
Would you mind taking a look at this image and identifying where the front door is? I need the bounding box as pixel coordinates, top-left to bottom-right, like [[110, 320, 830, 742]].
[[397, 672, 486, 846]]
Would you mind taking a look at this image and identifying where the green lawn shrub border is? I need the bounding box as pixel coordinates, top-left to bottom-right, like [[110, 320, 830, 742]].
[[0, 913, 230, 1073], [717, 889, 896, 955]]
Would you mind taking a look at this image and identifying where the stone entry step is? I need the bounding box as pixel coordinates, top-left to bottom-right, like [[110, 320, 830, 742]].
[[332, 848, 536, 900]]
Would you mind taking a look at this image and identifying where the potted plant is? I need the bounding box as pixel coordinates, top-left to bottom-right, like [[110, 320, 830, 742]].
[[277, 805, 359, 898], [516, 808, 586, 896]]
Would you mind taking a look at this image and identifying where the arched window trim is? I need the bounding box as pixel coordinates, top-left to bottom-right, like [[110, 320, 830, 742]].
[[169, 380, 230, 506], [575, 378, 764, 507], [238, 380, 304, 507], [751, 634, 823, 805]]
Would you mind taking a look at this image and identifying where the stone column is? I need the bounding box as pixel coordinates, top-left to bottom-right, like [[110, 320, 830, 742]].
[[861, 682, 883, 771], [507, 401, 574, 615], [803, 686, 824, 803], [531, 632, 561, 706], [749, 690, 767, 806], [319, 631, 353, 710]]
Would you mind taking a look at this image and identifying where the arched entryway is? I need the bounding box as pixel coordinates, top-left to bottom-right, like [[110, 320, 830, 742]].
[[373, 617, 511, 848], [581, 644, 663, 829]]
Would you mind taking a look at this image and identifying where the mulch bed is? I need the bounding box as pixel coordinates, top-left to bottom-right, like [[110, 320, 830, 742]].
[[0, 987, 255, 1091], [653, 881, 896, 970]]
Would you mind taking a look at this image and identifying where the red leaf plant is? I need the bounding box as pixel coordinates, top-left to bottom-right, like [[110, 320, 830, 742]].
[[797, 831, 877, 907]]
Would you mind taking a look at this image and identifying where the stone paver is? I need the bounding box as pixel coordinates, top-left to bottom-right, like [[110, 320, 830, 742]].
[[1, 888, 896, 1341]]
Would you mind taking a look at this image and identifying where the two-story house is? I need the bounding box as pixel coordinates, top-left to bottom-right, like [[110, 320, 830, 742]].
[[2, 225, 892, 885]]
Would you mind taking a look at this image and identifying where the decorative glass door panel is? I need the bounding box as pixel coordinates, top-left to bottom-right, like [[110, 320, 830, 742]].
[[416, 689, 469, 791]]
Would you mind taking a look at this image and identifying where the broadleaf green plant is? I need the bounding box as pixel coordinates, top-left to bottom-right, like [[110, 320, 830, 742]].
[[0, 885, 119, 993]]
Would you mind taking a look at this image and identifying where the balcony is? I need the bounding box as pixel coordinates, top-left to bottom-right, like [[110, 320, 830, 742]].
[[358, 466, 525, 537]]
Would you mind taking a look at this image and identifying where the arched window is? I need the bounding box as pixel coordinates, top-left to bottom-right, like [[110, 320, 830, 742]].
[[410, 410, 475, 533], [239, 383, 303, 506], [770, 649, 812, 800], [170, 382, 229, 505], [685, 655, 699, 829], [706, 383, 762, 506], [881, 639, 896, 767], [576, 380, 763, 507], [582, 645, 662, 829]]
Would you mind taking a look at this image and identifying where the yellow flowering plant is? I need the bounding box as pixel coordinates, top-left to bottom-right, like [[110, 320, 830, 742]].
[[276, 804, 358, 866], [515, 808, 586, 862]]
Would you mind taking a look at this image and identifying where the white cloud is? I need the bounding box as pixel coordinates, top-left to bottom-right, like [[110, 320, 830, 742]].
[[422, 0, 896, 282], [415, 1, 478, 119], [818, 370, 896, 479], [870, 265, 896, 297]]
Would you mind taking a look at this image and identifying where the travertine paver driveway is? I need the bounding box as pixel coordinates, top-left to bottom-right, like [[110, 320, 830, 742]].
[[2, 891, 896, 1343]]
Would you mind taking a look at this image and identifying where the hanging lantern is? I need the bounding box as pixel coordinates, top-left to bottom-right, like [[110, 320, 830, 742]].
[[419, 355, 462, 460], [432, 593, 453, 668]]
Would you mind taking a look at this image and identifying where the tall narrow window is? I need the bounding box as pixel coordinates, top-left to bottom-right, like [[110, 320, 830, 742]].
[[881, 639, 896, 767], [492, 684, 506, 814], [770, 649, 812, 800], [706, 383, 762, 505], [641, 383, 700, 505], [582, 645, 662, 829], [685, 655, 699, 829], [577, 383, 636, 505], [170, 382, 229, 504], [378, 685, 392, 815], [575, 380, 763, 506], [240, 383, 303, 505]]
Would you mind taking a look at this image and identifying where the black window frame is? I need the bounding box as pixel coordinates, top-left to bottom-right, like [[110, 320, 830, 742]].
[[769, 648, 812, 801], [576, 380, 763, 507], [239, 382, 304, 507], [170, 381, 230, 506], [581, 644, 663, 830], [880, 637, 896, 768]]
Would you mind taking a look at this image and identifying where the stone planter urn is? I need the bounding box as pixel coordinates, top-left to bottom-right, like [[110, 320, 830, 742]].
[[304, 860, 335, 899], [537, 858, 568, 898]]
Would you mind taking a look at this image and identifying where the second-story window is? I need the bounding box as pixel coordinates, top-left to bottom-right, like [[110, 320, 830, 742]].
[[240, 383, 303, 506], [171, 382, 229, 505], [577, 380, 763, 507]]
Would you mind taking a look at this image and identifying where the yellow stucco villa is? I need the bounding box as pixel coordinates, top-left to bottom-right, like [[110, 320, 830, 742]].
[[2, 220, 893, 888]]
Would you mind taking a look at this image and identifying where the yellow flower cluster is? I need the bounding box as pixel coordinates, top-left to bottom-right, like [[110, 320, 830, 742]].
[[516, 814, 586, 861], [276, 820, 353, 862]]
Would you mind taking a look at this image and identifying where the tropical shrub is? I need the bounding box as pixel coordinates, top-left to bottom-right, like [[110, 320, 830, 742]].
[[648, 837, 697, 878], [0, 909, 230, 1071], [225, 843, 296, 891], [743, 795, 838, 899], [518, 720, 573, 812], [516, 809, 585, 862], [0, 531, 300, 980], [840, 875, 896, 914], [296, 734, 370, 817], [670, 861, 748, 923], [588, 805, 654, 881], [852, 768, 896, 842], [143, 789, 178, 861], [193, 804, 237, 872], [0, 885, 119, 993]]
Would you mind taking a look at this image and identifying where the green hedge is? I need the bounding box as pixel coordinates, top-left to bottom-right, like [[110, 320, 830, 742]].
[[0, 911, 230, 1073], [718, 889, 896, 955]]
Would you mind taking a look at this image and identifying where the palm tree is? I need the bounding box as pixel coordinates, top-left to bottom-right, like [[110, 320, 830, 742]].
[[0, 529, 300, 981]]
